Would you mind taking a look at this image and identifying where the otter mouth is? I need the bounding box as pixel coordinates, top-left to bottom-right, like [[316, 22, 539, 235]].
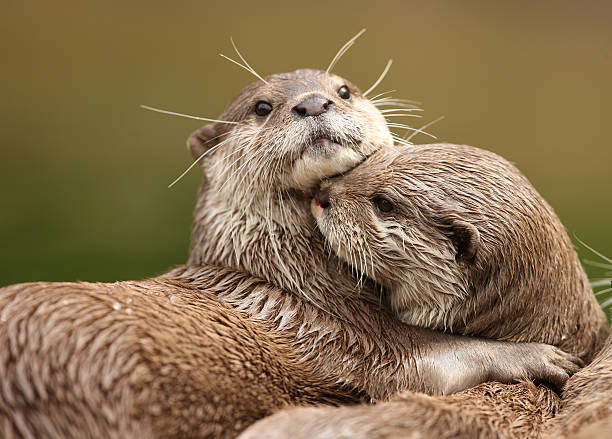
[[299, 132, 347, 158], [287, 124, 369, 193]]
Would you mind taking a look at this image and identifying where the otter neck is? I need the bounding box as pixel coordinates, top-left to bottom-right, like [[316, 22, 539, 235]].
[[188, 184, 368, 312]]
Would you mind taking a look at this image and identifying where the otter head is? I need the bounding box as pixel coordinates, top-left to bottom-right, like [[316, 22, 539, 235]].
[[187, 69, 395, 288], [312, 144, 479, 327], [188, 69, 393, 214], [312, 142, 609, 358]]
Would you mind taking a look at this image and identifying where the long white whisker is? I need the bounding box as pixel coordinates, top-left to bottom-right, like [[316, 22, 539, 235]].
[[140, 105, 237, 124], [405, 116, 445, 142], [219, 54, 269, 85], [380, 108, 424, 113], [368, 90, 396, 101], [383, 114, 422, 118], [229, 37, 268, 85], [326, 28, 366, 74], [391, 134, 414, 147], [168, 137, 230, 188], [363, 59, 393, 97], [575, 236, 612, 265]]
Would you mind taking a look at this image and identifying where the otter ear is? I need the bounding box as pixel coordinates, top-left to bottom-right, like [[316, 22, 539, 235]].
[[187, 124, 220, 160], [450, 220, 480, 263]]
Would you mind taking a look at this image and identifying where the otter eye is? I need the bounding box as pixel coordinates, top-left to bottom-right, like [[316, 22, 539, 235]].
[[337, 85, 351, 100], [254, 101, 273, 117], [373, 197, 394, 214]]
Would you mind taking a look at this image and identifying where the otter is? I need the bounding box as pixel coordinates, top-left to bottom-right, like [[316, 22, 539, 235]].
[[177, 68, 580, 398], [239, 143, 610, 439], [311, 143, 608, 357], [0, 69, 582, 438]]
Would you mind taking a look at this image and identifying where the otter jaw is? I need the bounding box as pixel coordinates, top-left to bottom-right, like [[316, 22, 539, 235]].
[[290, 146, 366, 192]]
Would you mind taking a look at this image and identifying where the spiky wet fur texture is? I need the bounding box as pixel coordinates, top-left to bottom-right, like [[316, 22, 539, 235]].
[[185, 69, 582, 398], [0, 70, 599, 438], [239, 335, 612, 439], [545, 334, 612, 438], [316, 144, 609, 361], [239, 381, 561, 439], [0, 272, 360, 439], [239, 143, 611, 439]]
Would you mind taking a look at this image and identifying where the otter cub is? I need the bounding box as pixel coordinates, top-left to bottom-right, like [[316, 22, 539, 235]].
[[313, 143, 608, 359]]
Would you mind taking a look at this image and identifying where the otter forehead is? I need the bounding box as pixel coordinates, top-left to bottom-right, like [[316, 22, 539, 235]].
[[266, 69, 356, 94], [222, 69, 359, 119]]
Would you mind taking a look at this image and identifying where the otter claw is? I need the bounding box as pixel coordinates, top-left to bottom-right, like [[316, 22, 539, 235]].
[[529, 344, 583, 392]]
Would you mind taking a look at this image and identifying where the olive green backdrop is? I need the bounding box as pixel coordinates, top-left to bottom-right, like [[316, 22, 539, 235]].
[[1, 1, 610, 289]]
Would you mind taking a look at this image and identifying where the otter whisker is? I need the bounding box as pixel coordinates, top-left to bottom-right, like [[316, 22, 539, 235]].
[[140, 105, 238, 124], [220, 54, 269, 85], [326, 28, 366, 74], [595, 287, 612, 296], [168, 137, 231, 188], [405, 116, 445, 142], [575, 236, 612, 265], [387, 123, 437, 140], [584, 260, 612, 270], [383, 114, 422, 119], [380, 108, 424, 114], [211, 140, 258, 171], [219, 37, 269, 85], [391, 134, 414, 147], [368, 90, 396, 101], [599, 296, 612, 310], [371, 97, 420, 106], [219, 141, 260, 193], [363, 59, 393, 97]]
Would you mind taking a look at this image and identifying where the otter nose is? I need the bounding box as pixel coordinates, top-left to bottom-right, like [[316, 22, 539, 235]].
[[293, 95, 334, 117], [314, 189, 331, 209]]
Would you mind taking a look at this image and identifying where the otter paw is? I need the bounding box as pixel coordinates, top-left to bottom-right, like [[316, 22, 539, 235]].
[[520, 343, 583, 392]]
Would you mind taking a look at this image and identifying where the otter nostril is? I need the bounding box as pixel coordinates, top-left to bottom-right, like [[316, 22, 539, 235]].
[[315, 190, 331, 209], [293, 95, 333, 118], [293, 105, 307, 117]]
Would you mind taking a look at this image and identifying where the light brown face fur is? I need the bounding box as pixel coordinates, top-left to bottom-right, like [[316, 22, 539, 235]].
[[190, 69, 391, 211], [186, 69, 393, 300], [314, 143, 608, 361]]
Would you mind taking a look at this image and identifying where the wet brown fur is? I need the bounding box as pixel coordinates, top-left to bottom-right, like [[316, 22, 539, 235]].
[[240, 143, 610, 438], [240, 382, 561, 439], [241, 335, 612, 439], [0, 71, 598, 438], [316, 144, 608, 360], [0, 270, 360, 438], [545, 334, 612, 438]]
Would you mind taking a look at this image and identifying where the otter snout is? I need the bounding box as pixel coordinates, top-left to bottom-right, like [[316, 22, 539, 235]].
[[293, 94, 334, 117], [311, 188, 331, 218]]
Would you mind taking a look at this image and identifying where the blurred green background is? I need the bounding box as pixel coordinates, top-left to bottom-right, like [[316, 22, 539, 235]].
[[1, 0, 610, 289]]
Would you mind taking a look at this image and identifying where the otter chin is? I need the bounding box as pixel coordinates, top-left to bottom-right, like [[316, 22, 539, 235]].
[[292, 142, 365, 192], [313, 143, 608, 361]]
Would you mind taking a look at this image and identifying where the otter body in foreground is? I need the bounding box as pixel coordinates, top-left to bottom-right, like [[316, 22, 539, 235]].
[[0, 274, 359, 438], [0, 70, 584, 438], [239, 143, 609, 438]]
